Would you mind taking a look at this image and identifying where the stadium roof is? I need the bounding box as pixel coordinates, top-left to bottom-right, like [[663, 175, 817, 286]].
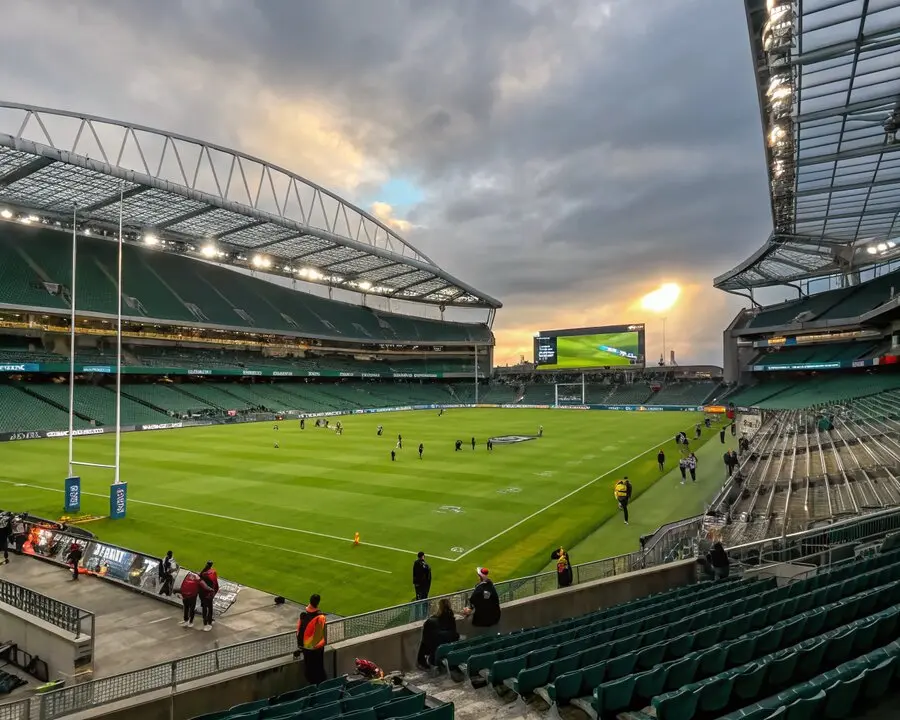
[[0, 102, 501, 309], [715, 0, 900, 293]]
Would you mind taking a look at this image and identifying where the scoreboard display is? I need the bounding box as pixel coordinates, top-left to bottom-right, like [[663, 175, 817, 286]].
[[534, 324, 645, 369]]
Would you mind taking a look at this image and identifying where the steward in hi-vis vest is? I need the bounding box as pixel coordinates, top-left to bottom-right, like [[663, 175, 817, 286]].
[[297, 594, 327, 685], [614, 478, 631, 525]]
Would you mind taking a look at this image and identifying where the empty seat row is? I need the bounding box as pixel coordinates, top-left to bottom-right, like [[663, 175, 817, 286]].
[[193, 675, 451, 720]]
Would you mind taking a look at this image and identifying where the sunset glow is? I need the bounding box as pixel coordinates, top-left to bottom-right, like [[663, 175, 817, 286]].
[[640, 283, 681, 313]]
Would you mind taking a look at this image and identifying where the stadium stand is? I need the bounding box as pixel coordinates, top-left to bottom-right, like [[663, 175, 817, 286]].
[[24, 383, 169, 427], [649, 381, 720, 406], [727, 374, 900, 410], [0, 226, 492, 344], [710, 389, 900, 545], [750, 342, 876, 369], [746, 268, 900, 329], [413, 542, 900, 720], [0, 385, 90, 434]]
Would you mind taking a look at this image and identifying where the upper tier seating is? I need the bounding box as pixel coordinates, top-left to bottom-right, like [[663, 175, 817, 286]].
[[751, 342, 874, 369], [0, 226, 491, 344], [728, 374, 900, 410], [434, 544, 900, 720], [747, 268, 900, 328], [190, 675, 452, 720]]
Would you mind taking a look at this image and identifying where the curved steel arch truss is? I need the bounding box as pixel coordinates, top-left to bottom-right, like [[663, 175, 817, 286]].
[[0, 101, 501, 309]]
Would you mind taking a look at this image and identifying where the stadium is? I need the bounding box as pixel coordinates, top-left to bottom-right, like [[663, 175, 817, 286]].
[[1, 1, 900, 719]]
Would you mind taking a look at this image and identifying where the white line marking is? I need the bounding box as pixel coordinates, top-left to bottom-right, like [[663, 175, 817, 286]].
[[0, 479, 454, 562], [454, 435, 674, 561], [183, 526, 393, 575]]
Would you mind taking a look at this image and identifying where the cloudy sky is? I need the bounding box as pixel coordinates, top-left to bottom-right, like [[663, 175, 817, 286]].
[[0, 0, 775, 366]]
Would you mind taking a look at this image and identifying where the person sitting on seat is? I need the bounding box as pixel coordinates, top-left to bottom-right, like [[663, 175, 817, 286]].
[[416, 598, 459, 669]]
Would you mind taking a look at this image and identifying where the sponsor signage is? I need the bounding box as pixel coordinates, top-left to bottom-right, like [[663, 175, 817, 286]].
[[0, 363, 38, 372], [140, 422, 184, 431], [188, 369, 212, 375], [64, 476, 81, 512], [109, 482, 128, 520], [272, 371, 293, 377], [82, 365, 113, 374], [7, 431, 43, 441], [242, 370, 262, 376], [46, 428, 107, 438]]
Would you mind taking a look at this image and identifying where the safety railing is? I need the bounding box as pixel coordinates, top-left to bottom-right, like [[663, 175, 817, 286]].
[[10, 506, 900, 720], [0, 698, 29, 720], [0, 578, 91, 638]]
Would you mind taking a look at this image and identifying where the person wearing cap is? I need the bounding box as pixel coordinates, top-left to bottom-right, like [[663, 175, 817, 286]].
[[198, 561, 219, 632], [462, 567, 501, 635]]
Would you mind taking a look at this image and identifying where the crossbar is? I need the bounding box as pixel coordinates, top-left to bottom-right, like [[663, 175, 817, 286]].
[[71, 461, 116, 469]]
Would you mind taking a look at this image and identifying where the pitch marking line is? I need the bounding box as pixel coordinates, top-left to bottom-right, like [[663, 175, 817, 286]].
[[183, 526, 392, 575], [454, 434, 673, 561], [0, 479, 454, 562]]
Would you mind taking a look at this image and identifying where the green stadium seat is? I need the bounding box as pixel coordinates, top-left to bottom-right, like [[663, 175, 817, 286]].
[[341, 685, 393, 713], [341, 710, 377, 720], [821, 672, 865, 718], [374, 692, 426, 719], [782, 689, 825, 720], [592, 674, 635, 717], [228, 699, 269, 715], [297, 701, 342, 720]]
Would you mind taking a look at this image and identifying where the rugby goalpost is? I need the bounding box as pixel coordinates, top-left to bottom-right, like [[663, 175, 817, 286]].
[[65, 185, 127, 516], [554, 374, 586, 406]]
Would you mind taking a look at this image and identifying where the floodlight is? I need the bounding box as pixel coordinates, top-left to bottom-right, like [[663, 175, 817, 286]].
[[888, 241, 897, 249], [877, 243, 888, 252], [251, 254, 271, 269], [358, 281, 372, 291], [201, 244, 217, 258], [19, 217, 32, 225], [143, 233, 159, 246], [867, 246, 878, 255], [84, 228, 92, 236], [0, 209, 12, 219]]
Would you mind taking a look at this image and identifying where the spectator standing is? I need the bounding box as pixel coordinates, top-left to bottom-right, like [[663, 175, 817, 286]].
[[178, 572, 201, 627], [0, 513, 10, 565], [723, 450, 734, 479], [687, 453, 698, 482], [720, 427, 726, 444], [297, 594, 328, 685], [614, 478, 630, 524], [413, 551, 432, 601], [463, 567, 501, 635], [199, 561, 219, 631], [158, 550, 177, 596], [657, 449, 665, 472], [701, 542, 730, 581], [550, 547, 573, 588], [66, 542, 83, 581], [416, 598, 459, 669], [679, 457, 688, 485]]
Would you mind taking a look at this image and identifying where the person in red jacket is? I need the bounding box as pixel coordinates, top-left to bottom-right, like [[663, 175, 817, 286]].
[[178, 572, 201, 628], [198, 561, 219, 632]]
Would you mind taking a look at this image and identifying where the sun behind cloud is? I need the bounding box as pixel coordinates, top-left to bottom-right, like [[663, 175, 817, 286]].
[[640, 283, 682, 313]]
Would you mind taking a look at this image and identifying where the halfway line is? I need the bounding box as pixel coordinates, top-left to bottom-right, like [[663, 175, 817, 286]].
[[0, 479, 454, 562], [454, 434, 676, 561]]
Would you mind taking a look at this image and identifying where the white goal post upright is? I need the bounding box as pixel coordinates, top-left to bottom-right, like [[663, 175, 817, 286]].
[[554, 375, 586, 407], [67, 182, 125, 483]]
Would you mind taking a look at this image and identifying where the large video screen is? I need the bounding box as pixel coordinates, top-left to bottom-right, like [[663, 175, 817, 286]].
[[534, 324, 645, 369]]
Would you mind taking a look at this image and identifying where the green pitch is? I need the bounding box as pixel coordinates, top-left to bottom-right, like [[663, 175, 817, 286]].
[[551, 332, 640, 368], [0, 409, 716, 616]]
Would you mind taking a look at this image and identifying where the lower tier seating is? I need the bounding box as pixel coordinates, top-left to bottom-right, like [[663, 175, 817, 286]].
[[191, 674, 452, 720]]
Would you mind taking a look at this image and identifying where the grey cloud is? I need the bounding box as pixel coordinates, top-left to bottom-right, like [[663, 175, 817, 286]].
[[0, 0, 772, 364]]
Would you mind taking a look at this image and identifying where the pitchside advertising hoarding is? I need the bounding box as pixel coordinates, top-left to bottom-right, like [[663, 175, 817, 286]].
[[533, 324, 646, 370]]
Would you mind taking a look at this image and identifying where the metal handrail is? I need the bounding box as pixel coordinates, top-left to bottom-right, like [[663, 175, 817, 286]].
[[0, 578, 91, 638]]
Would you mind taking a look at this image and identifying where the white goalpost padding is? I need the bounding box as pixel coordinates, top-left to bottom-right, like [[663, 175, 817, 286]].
[[67, 183, 125, 484]]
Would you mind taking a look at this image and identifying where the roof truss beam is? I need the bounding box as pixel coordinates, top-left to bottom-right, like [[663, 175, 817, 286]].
[[797, 140, 900, 168], [217, 219, 265, 240], [0, 156, 54, 187], [157, 205, 216, 230], [80, 184, 149, 213]]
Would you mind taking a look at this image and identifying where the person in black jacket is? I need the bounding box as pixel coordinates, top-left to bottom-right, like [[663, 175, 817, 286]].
[[657, 449, 665, 472], [416, 598, 459, 669], [66, 542, 83, 581], [413, 552, 432, 601], [463, 567, 501, 635], [700, 542, 730, 581], [550, 547, 573, 588], [158, 550, 176, 596], [0, 513, 10, 564]]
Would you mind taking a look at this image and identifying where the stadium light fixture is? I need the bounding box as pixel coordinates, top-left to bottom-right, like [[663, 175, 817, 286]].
[[143, 233, 159, 246], [251, 254, 272, 269], [358, 280, 372, 291], [867, 246, 879, 255], [877, 243, 888, 252], [0, 209, 11, 220], [200, 244, 217, 258]]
